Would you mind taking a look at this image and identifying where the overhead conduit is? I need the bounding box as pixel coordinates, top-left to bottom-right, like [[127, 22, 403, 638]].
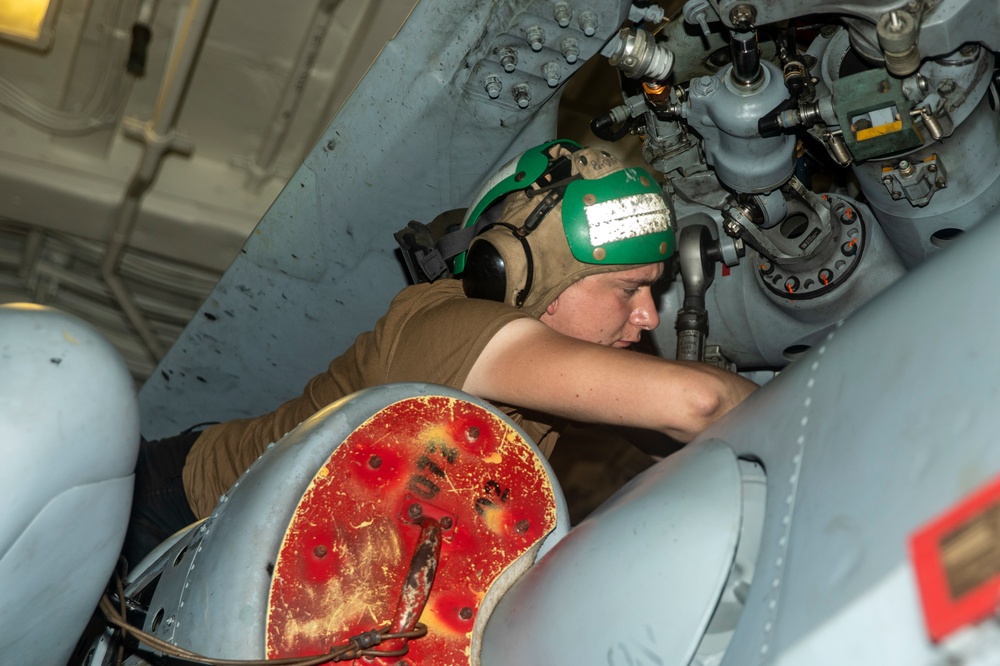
[[245, 0, 345, 192], [102, 0, 219, 362]]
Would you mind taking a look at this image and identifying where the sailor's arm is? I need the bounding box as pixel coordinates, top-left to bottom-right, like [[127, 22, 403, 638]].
[[463, 317, 757, 443]]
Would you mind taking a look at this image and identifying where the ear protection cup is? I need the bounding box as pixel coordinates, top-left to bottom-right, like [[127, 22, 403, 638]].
[[462, 223, 534, 307], [462, 235, 507, 303]]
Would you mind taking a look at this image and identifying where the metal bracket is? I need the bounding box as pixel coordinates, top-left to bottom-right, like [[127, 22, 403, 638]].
[[880, 154, 947, 207]]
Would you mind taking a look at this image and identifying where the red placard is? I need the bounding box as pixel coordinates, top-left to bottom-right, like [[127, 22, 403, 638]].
[[910, 473, 1000, 642], [266, 395, 558, 664]]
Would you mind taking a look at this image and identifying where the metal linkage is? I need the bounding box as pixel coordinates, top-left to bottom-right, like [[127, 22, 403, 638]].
[[380, 517, 444, 659]]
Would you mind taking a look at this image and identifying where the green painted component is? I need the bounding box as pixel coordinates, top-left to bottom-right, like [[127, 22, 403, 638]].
[[562, 167, 675, 265], [832, 69, 922, 162]]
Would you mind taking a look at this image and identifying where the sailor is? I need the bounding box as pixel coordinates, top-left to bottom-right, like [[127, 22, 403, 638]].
[[124, 140, 757, 565]]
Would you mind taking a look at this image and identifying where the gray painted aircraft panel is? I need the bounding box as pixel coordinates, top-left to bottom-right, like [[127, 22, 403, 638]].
[[138, 0, 630, 438]]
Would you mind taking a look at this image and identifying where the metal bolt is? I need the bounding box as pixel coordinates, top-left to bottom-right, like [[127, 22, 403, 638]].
[[578, 10, 597, 37], [499, 47, 518, 73], [891, 190, 902, 200], [729, 4, 757, 30], [515, 519, 531, 533], [692, 75, 719, 97], [960, 43, 979, 57], [440, 516, 453, 530], [526, 25, 545, 52], [459, 607, 474, 620], [512, 84, 531, 108], [936, 177, 947, 188], [314, 545, 327, 558], [408, 503, 423, 520], [484, 75, 502, 99], [553, 2, 572, 27], [884, 10, 906, 34], [560, 37, 580, 64], [898, 159, 914, 175], [466, 426, 480, 441], [938, 79, 957, 95], [543, 62, 561, 87], [368, 454, 382, 469]]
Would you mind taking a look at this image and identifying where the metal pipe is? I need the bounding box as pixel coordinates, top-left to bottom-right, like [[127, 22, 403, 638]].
[[730, 30, 762, 86], [101, 0, 219, 363], [245, 0, 345, 192]]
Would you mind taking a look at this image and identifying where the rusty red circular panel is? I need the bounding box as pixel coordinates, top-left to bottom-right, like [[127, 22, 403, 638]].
[[266, 395, 558, 664]]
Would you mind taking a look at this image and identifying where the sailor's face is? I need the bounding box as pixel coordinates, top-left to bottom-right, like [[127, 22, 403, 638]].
[[539, 263, 663, 347]]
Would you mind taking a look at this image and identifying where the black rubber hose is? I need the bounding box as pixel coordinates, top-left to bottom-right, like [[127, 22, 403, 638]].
[[591, 112, 633, 142]]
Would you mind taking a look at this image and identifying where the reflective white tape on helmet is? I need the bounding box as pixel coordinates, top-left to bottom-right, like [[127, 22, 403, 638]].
[[586, 192, 671, 246]]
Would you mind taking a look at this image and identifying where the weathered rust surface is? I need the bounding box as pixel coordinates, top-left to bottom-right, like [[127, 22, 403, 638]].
[[266, 395, 558, 664]]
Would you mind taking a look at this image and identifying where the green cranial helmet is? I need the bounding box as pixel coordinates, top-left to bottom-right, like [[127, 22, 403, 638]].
[[458, 140, 676, 317]]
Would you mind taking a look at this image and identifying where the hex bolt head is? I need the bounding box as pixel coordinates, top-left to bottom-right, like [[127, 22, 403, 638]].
[[560, 37, 580, 64], [499, 47, 518, 73], [553, 2, 572, 27], [408, 503, 423, 520], [692, 75, 719, 97], [729, 4, 757, 30], [543, 62, 561, 87], [512, 84, 531, 108], [460, 607, 474, 620], [578, 10, 597, 37], [526, 25, 545, 51], [484, 75, 502, 99]]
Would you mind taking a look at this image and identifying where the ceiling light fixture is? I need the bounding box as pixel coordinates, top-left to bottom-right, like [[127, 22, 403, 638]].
[[0, 0, 60, 51]]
